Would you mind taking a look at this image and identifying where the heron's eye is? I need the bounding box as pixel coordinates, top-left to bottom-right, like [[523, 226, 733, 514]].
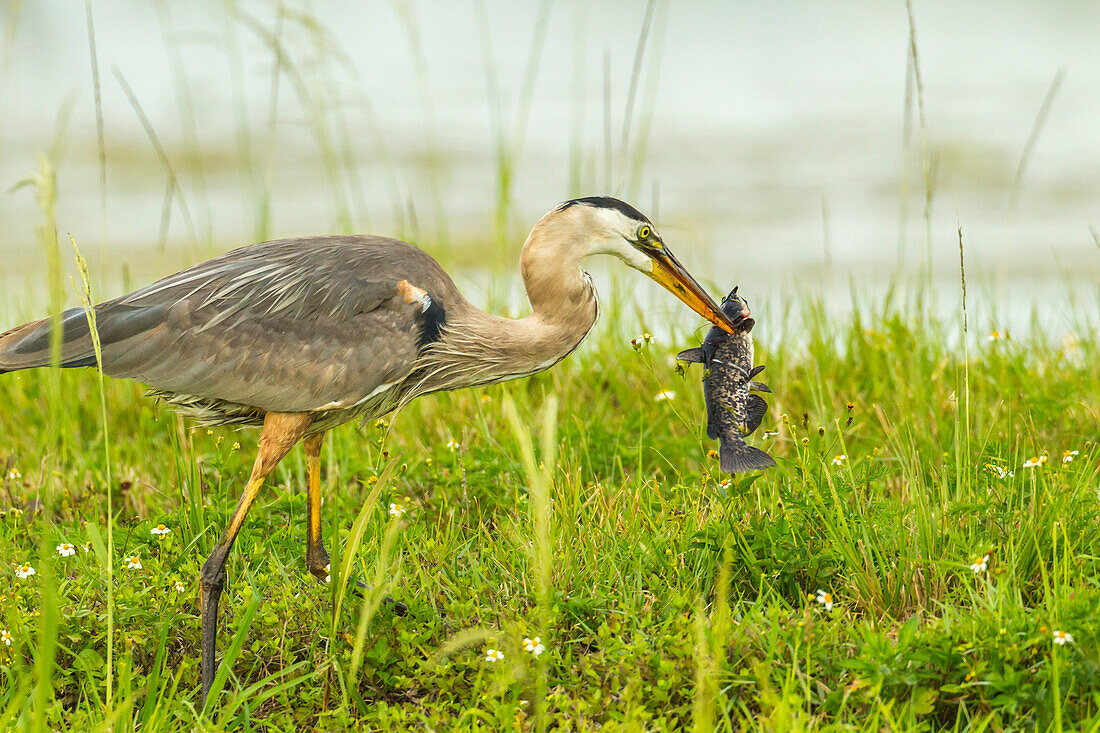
[[637, 225, 651, 241]]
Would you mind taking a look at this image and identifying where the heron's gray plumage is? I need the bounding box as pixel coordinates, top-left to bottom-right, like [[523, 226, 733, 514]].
[[0, 235, 467, 424], [0, 222, 602, 431]]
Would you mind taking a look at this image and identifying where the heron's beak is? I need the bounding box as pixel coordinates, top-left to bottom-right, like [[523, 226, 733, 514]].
[[645, 247, 746, 334]]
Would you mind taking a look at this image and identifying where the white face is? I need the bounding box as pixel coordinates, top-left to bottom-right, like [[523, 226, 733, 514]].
[[583, 207, 654, 272]]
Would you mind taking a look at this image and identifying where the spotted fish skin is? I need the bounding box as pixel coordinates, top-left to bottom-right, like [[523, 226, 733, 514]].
[[677, 287, 776, 474]]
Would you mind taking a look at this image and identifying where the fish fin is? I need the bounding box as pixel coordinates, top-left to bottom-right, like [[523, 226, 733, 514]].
[[720, 440, 776, 473], [748, 364, 765, 379], [745, 394, 768, 434], [749, 381, 772, 393], [676, 347, 706, 363]]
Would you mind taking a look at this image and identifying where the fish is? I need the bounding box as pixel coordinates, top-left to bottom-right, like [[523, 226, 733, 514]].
[[677, 286, 776, 474]]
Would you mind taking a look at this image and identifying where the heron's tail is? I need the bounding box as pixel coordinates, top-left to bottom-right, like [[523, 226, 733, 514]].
[[0, 304, 164, 373], [0, 309, 99, 372], [719, 440, 776, 473]]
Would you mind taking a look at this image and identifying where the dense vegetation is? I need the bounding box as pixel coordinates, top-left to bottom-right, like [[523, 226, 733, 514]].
[[0, 287, 1096, 730]]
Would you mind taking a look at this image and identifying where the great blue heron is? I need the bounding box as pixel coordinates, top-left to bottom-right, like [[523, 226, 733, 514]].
[[0, 196, 747, 702]]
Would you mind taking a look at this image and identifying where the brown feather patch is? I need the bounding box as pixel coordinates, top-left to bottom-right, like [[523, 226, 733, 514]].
[[397, 280, 428, 307]]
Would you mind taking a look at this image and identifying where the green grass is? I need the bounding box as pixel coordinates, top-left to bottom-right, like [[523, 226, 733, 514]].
[[0, 285, 1096, 730]]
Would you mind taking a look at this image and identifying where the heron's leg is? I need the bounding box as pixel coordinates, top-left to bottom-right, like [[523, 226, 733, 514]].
[[301, 433, 408, 616], [303, 432, 331, 582], [200, 411, 314, 704]]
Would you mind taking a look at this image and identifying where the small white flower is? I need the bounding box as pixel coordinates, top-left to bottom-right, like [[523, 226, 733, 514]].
[[125, 555, 142, 570], [831, 454, 847, 466], [762, 430, 778, 440], [1062, 450, 1078, 465], [523, 637, 546, 656], [150, 524, 172, 536], [6, 468, 20, 481], [173, 580, 186, 593], [985, 464, 1014, 479], [324, 563, 331, 584], [986, 330, 1007, 342], [969, 554, 989, 574], [0, 629, 11, 646], [14, 563, 35, 579], [388, 502, 406, 518], [654, 390, 675, 402], [484, 648, 504, 663], [446, 439, 460, 451], [1022, 455, 1047, 469], [56, 543, 76, 557], [815, 589, 835, 612], [1053, 630, 1074, 646]]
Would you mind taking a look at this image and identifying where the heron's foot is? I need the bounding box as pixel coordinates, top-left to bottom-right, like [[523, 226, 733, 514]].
[[309, 562, 333, 584], [307, 545, 406, 615], [342, 576, 408, 615], [306, 545, 332, 583], [308, 556, 407, 611]]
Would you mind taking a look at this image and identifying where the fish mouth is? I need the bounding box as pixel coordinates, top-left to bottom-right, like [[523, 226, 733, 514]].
[[644, 247, 748, 334]]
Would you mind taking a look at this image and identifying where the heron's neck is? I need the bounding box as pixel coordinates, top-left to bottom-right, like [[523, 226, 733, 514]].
[[401, 225, 599, 402], [476, 224, 598, 371], [519, 223, 596, 328], [428, 227, 598, 384]]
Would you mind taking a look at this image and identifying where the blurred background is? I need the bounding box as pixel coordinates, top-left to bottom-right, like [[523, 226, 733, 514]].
[[0, 0, 1097, 333]]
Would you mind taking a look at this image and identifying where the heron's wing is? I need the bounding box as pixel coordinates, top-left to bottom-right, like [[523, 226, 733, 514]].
[[0, 236, 451, 413]]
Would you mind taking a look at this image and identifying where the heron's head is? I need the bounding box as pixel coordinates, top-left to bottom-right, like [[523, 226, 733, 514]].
[[554, 196, 746, 334]]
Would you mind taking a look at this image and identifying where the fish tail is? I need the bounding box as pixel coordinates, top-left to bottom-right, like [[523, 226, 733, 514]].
[[720, 440, 777, 473]]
